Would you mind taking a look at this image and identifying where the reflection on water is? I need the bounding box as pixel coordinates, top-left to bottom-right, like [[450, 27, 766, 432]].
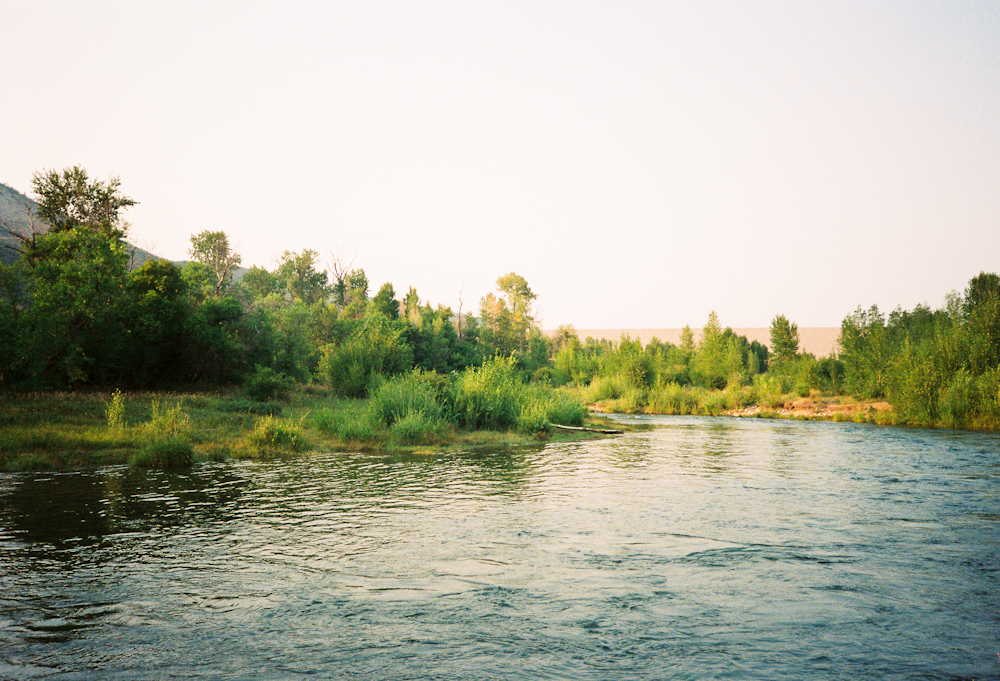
[[1, 416, 999, 680]]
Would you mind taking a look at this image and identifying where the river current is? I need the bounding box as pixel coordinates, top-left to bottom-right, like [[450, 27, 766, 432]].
[[1, 416, 998, 680]]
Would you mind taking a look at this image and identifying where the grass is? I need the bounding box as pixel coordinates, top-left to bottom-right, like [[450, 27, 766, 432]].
[[0, 383, 618, 471]]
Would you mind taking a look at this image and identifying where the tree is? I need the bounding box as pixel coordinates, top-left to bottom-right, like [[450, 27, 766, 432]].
[[188, 231, 241, 297], [31, 166, 137, 234], [479, 272, 537, 357], [276, 249, 328, 304], [372, 282, 400, 319], [242, 265, 280, 301], [769, 314, 800, 366], [964, 272, 1000, 316]]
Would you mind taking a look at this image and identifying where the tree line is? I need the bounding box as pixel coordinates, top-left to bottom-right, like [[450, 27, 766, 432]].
[[2, 166, 998, 430], [0, 167, 551, 392]]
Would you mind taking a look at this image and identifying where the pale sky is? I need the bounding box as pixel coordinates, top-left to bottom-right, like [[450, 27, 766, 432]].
[[3, 1, 998, 329]]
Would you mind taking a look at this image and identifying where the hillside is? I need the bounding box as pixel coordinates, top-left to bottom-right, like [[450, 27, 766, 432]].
[[0, 182, 161, 268]]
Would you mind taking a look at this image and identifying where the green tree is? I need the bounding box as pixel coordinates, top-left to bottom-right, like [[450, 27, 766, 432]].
[[769, 314, 800, 366], [188, 231, 241, 297], [372, 282, 400, 320], [964, 272, 1000, 316], [479, 272, 537, 357], [242, 265, 280, 301], [276, 249, 328, 304], [31, 166, 137, 234]]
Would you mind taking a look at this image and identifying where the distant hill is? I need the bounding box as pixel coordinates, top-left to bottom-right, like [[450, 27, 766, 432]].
[[0, 182, 161, 269], [546, 327, 842, 357]]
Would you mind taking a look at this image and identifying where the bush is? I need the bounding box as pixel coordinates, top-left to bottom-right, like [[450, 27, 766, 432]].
[[368, 371, 443, 427], [131, 438, 194, 468], [516, 401, 551, 434], [143, 400, 191, 439], [547, 392, 587, 426], [446, 356, 526, 430], [337, 413, 377, 443], [244, 365, 294, 402], [389, 410, 446, 445], [106, 389, 126, 431], [246, 416, 307, 452]]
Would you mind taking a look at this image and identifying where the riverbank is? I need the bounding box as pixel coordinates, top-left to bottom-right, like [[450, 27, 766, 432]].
[[0, 388, 626, 472], [586, 387, 896, 425]]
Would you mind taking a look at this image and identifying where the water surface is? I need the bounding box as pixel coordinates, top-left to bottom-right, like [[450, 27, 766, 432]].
[[1, 416, 998, 679]]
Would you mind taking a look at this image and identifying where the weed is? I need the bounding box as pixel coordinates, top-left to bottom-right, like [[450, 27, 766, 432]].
[[106, 389, 126, 431]]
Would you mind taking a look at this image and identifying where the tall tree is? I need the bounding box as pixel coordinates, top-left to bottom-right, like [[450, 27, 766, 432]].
[[769, 314, 800, 366], [479, 272, 537, 357], [372, 282, 400, 319], [276, 249, 328, 304], [31, 166, 137, 234], [188, 231, 241, 297]]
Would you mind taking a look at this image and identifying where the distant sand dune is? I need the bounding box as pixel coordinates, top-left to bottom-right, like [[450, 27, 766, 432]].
[[546, 328, 841, 357]]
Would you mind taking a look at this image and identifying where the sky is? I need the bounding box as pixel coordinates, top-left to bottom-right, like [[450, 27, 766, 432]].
[[3, 1, 998, 330]]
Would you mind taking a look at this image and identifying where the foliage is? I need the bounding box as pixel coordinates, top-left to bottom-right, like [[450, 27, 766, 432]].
[[31, 166, 137, 234], [479, 272, 537, 358], [276, 249, 328, 304], [368, 370, 444, 427], [244, 365, 294, 402], [130, 438, 194, 468], [318, 317, 413, 397], [188, 230, 241, 297], [106, 390, 126, 431], [769, 314, 799, 367], [246, 415, 308, 452]]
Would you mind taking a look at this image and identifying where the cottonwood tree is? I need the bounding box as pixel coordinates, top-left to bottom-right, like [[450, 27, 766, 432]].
[[769, 314, 800, 366], [479, 272, 537, 357], [32, 166, 137, 235], [188, 230, 241, 297], [276, 249, 328, 304]]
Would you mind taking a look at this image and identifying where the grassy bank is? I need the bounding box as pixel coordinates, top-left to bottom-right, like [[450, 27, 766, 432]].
[[0, 379, 620, 472]]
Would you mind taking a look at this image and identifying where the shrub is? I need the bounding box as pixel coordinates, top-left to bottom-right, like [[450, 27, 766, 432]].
[[106, 389, 126, 431], [369, 371, 443, 428], [446, 356, 526, 430], [247, 416, 307, 452], [312, 408, 340, 434], [337, 413, 377, 443], [389, 410, 446, 445], [244, 365, 294, 402], [547, 392, 587, 426], [131, 438, 194, 468], [516, 401, 551, 434], [143, 400, 191, 439]]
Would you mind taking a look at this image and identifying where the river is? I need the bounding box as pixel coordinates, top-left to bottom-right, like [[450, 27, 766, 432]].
[[1, 416, 998, 680]]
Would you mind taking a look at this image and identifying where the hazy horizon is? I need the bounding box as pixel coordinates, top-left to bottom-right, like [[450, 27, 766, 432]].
[[3, 1, 997, 330]]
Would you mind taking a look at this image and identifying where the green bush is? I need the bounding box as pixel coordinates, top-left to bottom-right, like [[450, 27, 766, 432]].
[[368, 371, 443, 427], [516, 401, 551, 434], [247, 416, 307, 452], [312, 408, 340, 434], [389, 410, 446, 445], [244, 365, 294, 402], [337, 413, 377, 443], [106, 389, 126, 431], [446, 355, 526, 430], [131, 438, 194, 468], [547, 392, 587, 426], [143, 400, 191, 439]]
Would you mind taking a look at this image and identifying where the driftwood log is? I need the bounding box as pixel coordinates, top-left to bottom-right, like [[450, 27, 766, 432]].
[[552, 424, 623, 435]]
